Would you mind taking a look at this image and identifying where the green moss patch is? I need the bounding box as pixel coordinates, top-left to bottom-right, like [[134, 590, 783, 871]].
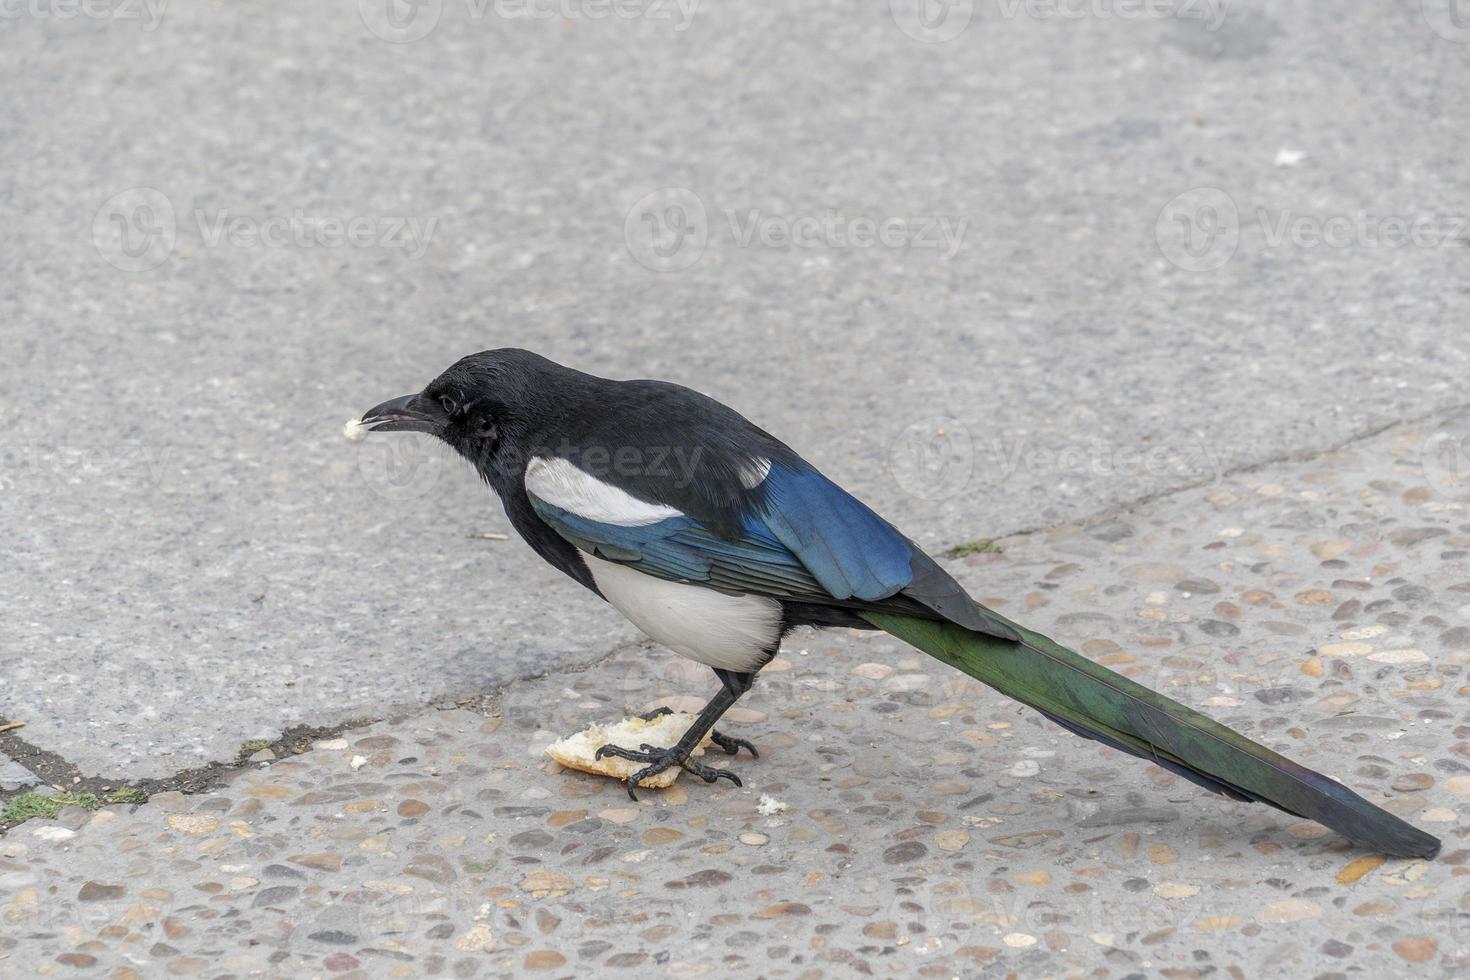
[[948, 538, 1004, 558], [1, 788, 146, 824]]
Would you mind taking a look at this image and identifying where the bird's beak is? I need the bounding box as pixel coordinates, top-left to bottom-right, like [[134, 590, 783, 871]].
[[356, 393, 442, 435]]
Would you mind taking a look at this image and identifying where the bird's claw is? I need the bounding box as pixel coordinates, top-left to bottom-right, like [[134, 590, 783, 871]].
[[593, 743, 659, 763], [593, 740, 743, 801], [681, 759, 743, 788], [709, 730, 759, 758], [637, 706, 758, 759]]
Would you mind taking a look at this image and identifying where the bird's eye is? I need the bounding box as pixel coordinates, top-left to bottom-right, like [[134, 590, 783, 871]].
[[439, 395, 459, 417]]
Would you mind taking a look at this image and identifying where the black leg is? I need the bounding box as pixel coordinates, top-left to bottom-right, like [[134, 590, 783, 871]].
[[635, 704, 759, 760], [598, 684, 750, 800]]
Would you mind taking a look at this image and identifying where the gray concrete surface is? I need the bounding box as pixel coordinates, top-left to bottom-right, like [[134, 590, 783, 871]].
[[2, 1, 1469, 777], [0, 755, 40, 794], [2, 417, 1467, 977]]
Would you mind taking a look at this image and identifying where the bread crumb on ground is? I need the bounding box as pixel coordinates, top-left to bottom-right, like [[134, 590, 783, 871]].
[[757, 794, 788, 815]]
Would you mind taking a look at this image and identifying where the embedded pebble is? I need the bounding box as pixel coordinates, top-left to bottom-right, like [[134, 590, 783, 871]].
[[165, 815, 219, 836], [1337, 855, 1386, 885], [1368, 649, 1429, 665], [1393, 937, 1437, 963], [1320, 642, 1373, 658], [1257, 899, 1322, 924]]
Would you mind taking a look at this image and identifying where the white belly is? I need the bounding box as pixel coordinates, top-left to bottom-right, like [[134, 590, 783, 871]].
[[582, 554, 782, 673]]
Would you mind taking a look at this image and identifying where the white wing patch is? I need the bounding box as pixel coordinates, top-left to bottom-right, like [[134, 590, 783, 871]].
[[525, 456, 684, 527], [740, 456, 772, 489], [583, 554, 782, 672]]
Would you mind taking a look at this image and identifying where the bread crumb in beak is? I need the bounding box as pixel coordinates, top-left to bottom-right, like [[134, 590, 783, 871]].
[[544, 713, 713, 789], [343, 418, 368, 441]]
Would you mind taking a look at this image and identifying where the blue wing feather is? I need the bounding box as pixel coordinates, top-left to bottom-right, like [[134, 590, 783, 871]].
[[755, 464, 914, 601], [527, 497, 828, 600]]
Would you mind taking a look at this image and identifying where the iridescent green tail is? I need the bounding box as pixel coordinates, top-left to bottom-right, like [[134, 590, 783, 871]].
[[862, 610, 1439, 859]]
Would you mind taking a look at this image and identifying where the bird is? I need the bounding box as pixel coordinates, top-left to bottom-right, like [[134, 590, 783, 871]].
[[356, 348, 1440, 859]]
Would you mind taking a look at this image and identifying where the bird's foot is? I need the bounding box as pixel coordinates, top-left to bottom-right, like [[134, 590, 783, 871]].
[[594, 741, 743, 801], [636, 707, 758, 759], [708, 729, 759, 758]]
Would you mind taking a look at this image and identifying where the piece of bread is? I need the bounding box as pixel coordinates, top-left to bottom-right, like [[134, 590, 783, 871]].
[[545, 713, 712, 789]]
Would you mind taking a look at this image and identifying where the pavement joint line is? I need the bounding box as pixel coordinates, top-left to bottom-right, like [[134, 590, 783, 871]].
[[989, 398, 1470, 544], [0, 639, 651, 836], [3, 402, 1463, 835]]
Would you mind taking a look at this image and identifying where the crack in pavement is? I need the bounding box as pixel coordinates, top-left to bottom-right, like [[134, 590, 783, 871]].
[[993, 399, 1470, 542], [0, 717, 371, 835], [0, 640, 649, 835]]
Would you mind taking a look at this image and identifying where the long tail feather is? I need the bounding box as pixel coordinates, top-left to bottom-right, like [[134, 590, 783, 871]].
[[861, 610, 1440, 859]]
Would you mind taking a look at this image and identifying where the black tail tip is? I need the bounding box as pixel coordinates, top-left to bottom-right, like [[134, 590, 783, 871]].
[[1359, 824, 1440, 860]]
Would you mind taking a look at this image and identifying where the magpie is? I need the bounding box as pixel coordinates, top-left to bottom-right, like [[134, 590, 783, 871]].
[[358, 349, 1439, 858]]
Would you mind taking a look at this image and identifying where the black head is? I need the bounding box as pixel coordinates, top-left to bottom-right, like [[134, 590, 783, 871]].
[[358, 348, 589, 480]]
